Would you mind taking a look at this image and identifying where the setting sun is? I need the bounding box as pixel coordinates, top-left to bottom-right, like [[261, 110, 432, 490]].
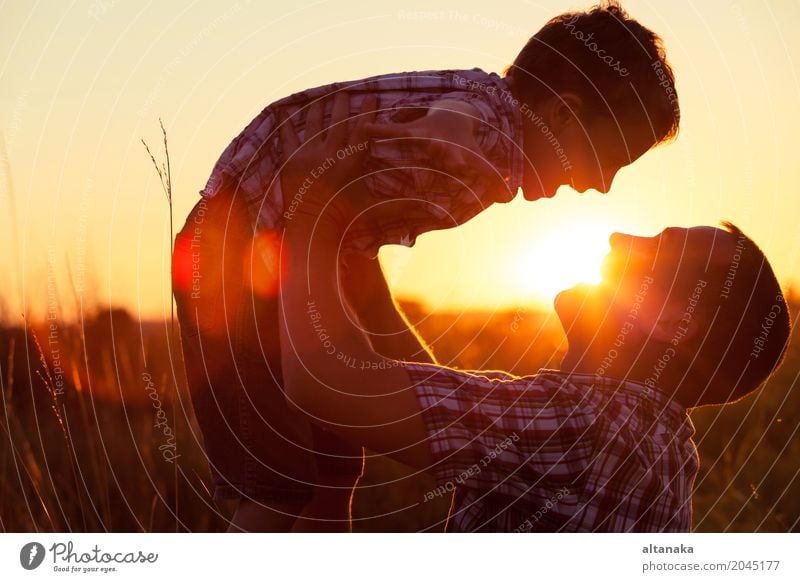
[[514, 221, 612, 304]]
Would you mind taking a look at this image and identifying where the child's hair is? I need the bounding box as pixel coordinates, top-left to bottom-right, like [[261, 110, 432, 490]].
[[506, 1, 679, 144]]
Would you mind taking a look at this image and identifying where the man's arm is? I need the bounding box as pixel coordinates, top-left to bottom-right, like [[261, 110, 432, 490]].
[[334, 103, 483, 364], [341, 253, 435, 364], [276, 94, 431, 468], [279, 216, 431, 469]]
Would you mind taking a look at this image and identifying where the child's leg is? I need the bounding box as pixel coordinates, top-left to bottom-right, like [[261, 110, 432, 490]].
[[291, 479, 359, 533], [174, 191, 318, 531], [237, 205, 365, 532], [227, 499, 305, 533]]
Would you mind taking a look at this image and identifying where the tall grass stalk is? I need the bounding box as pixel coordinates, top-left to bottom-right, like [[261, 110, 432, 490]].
[[141, 119, 174, 337], [0, 133, 25, 318], [141, 119, 181, 531]]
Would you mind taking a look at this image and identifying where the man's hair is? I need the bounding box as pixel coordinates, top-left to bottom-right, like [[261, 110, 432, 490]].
[[686, 223, 791, 406], [506, 1, 680, 144]]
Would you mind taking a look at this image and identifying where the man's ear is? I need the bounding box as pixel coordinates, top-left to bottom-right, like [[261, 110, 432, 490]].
[[548, 92, 583, 132]]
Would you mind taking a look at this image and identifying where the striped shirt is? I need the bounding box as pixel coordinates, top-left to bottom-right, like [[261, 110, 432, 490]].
[[200, 68, 524, 253], [406, 364, 698, 532]]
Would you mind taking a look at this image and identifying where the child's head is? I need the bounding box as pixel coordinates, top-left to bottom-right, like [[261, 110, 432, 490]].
[[506, 1, 680, 199]]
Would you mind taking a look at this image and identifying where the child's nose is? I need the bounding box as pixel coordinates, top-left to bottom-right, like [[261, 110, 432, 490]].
[[596, 167, 619, 194]]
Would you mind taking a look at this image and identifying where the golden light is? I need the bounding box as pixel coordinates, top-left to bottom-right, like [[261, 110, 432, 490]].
[[245, 229, 282, 299], [514, 220, 612, 305]]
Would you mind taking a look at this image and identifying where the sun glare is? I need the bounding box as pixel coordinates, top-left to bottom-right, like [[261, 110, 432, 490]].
[[514, 223, 612, 304]]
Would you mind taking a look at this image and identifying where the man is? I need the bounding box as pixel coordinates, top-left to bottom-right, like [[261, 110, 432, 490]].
[[174, 1, 681, 532], [276, 98, 791, 532]]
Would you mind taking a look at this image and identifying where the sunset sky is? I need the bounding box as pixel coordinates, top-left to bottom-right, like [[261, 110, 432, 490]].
[[1, 0, 799, 321]]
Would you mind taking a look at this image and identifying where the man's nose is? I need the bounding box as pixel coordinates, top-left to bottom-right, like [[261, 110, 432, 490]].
[[609, 232, 634, 249]]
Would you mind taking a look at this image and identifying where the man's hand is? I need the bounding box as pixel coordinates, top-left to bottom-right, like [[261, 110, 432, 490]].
[[406, 100, 484, 179], [377, 99, 504, 197], [278, 93, 382, 225], [279, 95, 504, 213]]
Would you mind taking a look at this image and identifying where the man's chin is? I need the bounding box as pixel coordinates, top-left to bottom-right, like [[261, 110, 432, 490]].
[[554, 282, 606, 336], [554, 284, 587, 325], [554, 282, 595, 307]]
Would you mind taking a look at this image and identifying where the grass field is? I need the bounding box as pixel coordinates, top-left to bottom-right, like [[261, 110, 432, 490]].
[[1, 300, 798, 532]]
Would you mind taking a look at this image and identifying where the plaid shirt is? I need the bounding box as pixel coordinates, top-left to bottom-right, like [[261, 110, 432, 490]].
[[200, 68, 524, 253], [406, 364, 699, 532]]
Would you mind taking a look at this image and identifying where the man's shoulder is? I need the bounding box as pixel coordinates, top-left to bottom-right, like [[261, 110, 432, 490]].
[[403, 365, 669, 406], [403, 362, 555, 392]]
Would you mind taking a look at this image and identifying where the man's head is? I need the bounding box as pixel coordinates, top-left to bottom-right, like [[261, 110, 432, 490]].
[[506, 1, 680, 199], [555, 224, 791, 407]]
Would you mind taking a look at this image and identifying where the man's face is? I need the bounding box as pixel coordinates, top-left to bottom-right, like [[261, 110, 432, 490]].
[[555, 226, 737, 369], [521, 111, 655, 200]]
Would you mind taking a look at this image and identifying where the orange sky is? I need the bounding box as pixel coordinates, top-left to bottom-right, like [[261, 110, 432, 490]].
[[1, 0, 799, 321]]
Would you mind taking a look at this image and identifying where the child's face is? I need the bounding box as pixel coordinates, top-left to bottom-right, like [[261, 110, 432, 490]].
[[521, 108, 655, 200]]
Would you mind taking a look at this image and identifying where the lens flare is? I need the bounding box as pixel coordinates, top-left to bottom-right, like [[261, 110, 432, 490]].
[[514, 224, 611, 304], [244, 229, 282, 299]]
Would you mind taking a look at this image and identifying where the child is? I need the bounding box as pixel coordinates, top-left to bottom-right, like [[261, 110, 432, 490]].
[[173, 1, 680, 532]]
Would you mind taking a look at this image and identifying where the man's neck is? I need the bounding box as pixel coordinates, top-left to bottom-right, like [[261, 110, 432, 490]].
[[558, 354, 692, 409]]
